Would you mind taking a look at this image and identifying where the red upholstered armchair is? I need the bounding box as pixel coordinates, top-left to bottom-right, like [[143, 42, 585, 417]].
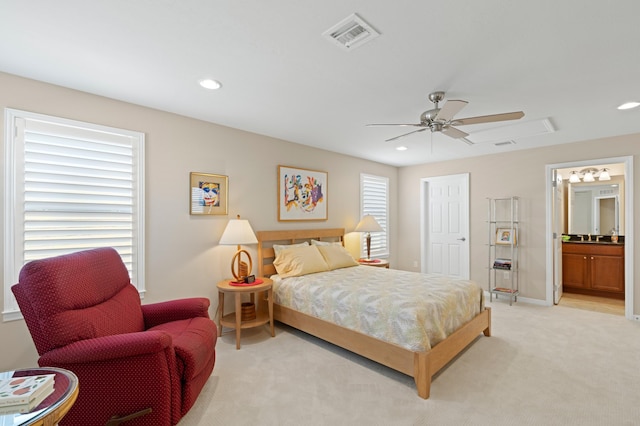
[[12, 247, 217, 426]]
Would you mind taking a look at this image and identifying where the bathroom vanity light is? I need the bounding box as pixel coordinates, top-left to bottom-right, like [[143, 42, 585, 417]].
[[568, 167, 611, 183]]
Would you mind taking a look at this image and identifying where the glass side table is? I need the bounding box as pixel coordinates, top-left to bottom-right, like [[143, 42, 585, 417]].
[[0, 367, 79, 426]]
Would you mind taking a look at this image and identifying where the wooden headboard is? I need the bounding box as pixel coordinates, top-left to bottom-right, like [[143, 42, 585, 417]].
[[256, 228, 345, 277]]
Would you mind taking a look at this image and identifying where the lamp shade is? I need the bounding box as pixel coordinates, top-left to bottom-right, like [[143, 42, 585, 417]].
[[219, 216, 258, 245], [354, 215, 383, 233], [599, 168, 611, 181]]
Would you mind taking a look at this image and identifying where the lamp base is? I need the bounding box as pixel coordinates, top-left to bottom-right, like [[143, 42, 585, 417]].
[[231, 249, 253, 281]]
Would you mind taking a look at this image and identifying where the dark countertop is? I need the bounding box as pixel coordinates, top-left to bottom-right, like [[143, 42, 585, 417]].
[[562, 240, 624, 245]]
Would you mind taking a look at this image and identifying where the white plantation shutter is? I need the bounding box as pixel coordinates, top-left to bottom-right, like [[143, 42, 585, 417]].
[[4, 109, 145, 320], [360, 173, 389, 259]]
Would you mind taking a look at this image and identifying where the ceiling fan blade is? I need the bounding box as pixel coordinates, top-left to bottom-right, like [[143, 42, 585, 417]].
[[366, 123, 422, 127], [453, 111, 524, 126], [385, 128, 428, 142], [442, 126, 469, 139], [434, 100, 468, 122]]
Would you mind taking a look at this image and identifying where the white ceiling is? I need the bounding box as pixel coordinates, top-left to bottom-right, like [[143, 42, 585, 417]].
[[1, 1, 639, 167]]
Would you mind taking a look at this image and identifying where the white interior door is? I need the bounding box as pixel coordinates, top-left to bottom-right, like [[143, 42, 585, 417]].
[[553, 169, 563, 304], [422, 173, 470, 279]]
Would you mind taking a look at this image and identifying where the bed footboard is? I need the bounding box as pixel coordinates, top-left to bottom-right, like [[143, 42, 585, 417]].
[[413, 307, 491, 398], [275, 303, 491, 399]]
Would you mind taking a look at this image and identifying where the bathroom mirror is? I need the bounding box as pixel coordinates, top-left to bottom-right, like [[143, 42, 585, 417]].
[[568, 181, 623, 235]]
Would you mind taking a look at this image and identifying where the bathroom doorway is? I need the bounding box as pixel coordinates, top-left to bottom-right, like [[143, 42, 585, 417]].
[[545, 156, 634, 319]]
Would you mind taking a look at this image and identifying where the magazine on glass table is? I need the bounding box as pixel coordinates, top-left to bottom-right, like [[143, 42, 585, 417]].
[[0, 374, 55, 408]]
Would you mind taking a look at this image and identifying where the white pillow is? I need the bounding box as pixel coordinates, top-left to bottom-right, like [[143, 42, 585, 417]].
[[317, 244, 359, 270], [273, 245, 329, 278], [273, 241, 309, 258]]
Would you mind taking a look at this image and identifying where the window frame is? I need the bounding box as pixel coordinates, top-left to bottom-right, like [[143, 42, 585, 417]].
[[359, 173, 389, 259], [3, 108, 145, 322]]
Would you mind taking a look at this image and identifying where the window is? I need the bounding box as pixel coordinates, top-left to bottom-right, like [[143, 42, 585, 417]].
[[360, 173, 389, 259], [3, 109, 145, 321]]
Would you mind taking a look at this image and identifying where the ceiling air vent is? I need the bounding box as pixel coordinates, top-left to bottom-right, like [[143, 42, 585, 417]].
[[322, 13, 380, 51]]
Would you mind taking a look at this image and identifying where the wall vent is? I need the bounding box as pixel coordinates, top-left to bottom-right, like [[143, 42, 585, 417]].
[[322, 13, 380, 51]]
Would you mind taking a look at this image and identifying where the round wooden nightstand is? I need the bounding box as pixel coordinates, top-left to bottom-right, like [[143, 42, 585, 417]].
[[216, 277, 274, 349], [358, 259, 390, 268]]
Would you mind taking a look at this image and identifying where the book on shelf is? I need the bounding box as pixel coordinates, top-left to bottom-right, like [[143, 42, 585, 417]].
[[493, 287, 517, 293], [0, 374, 55, 407], [493, 264, 511, 270], [493, 258, 512, 269]]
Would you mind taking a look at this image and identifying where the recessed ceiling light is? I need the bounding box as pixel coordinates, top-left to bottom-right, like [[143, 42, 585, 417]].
[[395, 146, 408, 151], [617, 101, 640, 110], [199, 79, 222, 90]]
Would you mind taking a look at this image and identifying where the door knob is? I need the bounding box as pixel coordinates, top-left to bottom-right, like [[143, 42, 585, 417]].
[[457, 237, 466, 241]]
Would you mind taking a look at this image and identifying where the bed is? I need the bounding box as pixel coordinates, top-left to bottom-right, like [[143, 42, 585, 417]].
[[256, 228, 491, 399]]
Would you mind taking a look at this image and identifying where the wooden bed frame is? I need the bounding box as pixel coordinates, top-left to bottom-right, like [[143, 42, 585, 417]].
[[256, 228, 491, 399]]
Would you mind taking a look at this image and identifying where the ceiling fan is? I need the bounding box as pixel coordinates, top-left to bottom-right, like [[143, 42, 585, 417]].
[[366, 91, 524, 144]]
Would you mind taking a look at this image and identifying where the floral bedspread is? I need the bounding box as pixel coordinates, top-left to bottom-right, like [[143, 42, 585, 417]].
[[272, 265, 484, 351]]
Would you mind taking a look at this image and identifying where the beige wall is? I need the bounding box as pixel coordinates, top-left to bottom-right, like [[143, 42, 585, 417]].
[[397, 136, 638, 313], [2, 72, 638, 371], [0, 72, 398, 369]]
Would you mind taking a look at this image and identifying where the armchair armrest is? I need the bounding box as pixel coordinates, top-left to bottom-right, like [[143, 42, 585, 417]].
[[141, 297, 211, 329], [39, 331, 173, 364]]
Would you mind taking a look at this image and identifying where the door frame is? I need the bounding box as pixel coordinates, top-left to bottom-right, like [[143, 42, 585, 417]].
[[545, 155, 634, 319], [552, 169, 563, 304], [420, 173, 470, 278]]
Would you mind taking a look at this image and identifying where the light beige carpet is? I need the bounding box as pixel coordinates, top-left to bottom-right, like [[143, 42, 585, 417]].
[[180, 300, 640, 426]]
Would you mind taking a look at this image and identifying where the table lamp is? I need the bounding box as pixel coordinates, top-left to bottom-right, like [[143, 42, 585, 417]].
[[354, 214, 383, 260], [219, 215, 258, 282]]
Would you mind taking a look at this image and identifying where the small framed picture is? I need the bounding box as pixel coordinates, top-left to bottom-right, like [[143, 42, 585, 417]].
[[496, 228, 516, 245], [190, 172, 228, 215]]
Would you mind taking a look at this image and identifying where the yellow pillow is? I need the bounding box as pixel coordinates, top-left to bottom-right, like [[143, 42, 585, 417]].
[[317, 244, 359, 270], [273, 245, 329, 278], [273, 241, 309, 258]]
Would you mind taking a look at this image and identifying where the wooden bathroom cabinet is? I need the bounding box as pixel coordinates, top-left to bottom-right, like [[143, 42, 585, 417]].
[[562, 242, 624, 298]]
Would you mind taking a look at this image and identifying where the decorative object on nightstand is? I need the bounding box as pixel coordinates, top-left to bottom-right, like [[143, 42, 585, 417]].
[[219, 214, 259, 282], [217, 277, 274, 349], [354, 214, 383, 260], [358, 258, 390, 268]]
